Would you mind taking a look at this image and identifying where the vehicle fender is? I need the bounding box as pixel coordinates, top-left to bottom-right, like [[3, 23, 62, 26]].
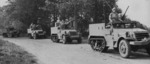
[[115, 37, 134, 48], [88, 36, 105, 44], [115, 37, 125, 48]]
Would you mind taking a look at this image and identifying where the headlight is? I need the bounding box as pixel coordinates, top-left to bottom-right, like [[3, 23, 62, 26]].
[[126, 32, 134, 38]]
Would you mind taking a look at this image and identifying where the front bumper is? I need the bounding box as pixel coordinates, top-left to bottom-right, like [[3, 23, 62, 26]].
[[129, 38, 150, 45]]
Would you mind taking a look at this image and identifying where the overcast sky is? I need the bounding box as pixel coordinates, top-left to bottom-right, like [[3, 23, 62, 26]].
[[0, 0, 150, 27], [117, 0, 150, 27], [0, 0, 7, 7]]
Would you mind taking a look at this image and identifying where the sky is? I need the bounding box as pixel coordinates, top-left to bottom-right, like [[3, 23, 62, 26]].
[[0, 0, 8, 7], [0, 0, 150, 27], [117, 0, 150, 27]]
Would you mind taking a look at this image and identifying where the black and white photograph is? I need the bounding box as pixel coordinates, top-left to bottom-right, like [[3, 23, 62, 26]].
[[0, 0, 150, 64]]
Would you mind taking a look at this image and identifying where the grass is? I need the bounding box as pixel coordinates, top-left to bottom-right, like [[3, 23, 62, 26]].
[[0, 39, 38, 64]]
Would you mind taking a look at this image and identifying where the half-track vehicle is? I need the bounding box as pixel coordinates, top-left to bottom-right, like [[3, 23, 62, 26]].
[[88, 21, 150, 58], [27, 25, 46, 39], [51, 22, 82, 44], [2, 27, 20, 38]]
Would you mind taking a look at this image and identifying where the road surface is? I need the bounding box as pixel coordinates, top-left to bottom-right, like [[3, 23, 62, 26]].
[[1, 36, 150, 64]]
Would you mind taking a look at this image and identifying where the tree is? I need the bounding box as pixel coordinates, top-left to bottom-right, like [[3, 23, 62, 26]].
[[1, 0, 51, 32], [1, 0, 116, 33]]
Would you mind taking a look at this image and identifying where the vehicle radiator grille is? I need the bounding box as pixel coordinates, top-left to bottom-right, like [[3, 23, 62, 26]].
[[135, 33, 149, 41]]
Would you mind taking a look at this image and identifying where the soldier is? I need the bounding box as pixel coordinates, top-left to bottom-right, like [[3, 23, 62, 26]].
[[108, 6, 122, 35], [109, 6, 122, 24], [30, 23, 36, 30]]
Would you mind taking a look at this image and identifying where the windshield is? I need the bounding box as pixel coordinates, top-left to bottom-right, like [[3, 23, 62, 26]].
[[113, 23, 137, 29]]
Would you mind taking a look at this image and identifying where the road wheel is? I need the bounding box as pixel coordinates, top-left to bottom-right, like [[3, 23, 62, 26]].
[[119, 39, 131, 58], [55, 36, 59, 43], [51, 36, 54, 42], [33, 34, 37, 39], [62, 35, 68, 44], [89, 40, 96, 51], [51, 35, 59, 42], [89, 38, 108, 52], [145, 44, 150, 56]]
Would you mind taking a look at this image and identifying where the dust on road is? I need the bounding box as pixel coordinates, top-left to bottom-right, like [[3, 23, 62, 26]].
[[1, 36, 150, 64]]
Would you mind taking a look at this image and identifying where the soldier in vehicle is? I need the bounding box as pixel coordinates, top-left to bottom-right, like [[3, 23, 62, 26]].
[[109, 6, 123, 24], [107, 6, 122, 35], [30, 18, 41, 30], [30, 23, 36, 30]]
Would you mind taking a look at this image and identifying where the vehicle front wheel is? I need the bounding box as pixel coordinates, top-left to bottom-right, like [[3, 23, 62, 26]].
[[51, 35, 59, 42], [119, 39, 131, 58]]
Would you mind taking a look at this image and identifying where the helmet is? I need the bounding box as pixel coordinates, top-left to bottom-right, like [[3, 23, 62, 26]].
[[112, 8, 116, 12], [116, 8, 122, 13]]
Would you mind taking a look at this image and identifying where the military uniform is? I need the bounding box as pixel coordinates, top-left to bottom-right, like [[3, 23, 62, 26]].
[[109, 6, 123, 23]]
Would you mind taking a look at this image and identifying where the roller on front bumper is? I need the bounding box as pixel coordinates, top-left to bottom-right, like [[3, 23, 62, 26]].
[[129, 38, 150, 45]]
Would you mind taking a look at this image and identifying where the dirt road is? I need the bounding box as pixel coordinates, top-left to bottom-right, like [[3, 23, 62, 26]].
[[1, 36, 150, 64]]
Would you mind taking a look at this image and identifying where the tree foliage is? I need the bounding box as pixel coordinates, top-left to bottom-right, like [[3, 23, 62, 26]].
[[0, 0, 116, 33]]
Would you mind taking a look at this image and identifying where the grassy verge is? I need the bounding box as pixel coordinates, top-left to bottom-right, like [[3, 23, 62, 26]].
[[0, 39, 38, 64]]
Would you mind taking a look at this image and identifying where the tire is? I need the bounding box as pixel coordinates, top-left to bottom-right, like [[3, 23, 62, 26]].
[[119, 39, 131, 58], [145, 44, 150, 56], [51, 36, 55, 42], [89, 38, 108, 52], [62, 35, 68, 44], [51, 35, 59, 42]]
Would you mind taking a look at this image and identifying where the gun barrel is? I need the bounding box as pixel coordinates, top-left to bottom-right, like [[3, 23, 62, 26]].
[[122, 6, 129, 20]]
